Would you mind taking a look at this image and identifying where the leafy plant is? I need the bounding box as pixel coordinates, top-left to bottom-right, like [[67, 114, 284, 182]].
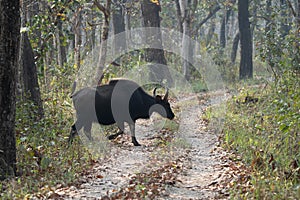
[[215, 74, 299, 199]]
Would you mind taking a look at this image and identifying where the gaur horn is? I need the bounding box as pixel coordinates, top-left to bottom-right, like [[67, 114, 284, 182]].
[[164, 88, 169, 100], [153, 87, 157, 97]]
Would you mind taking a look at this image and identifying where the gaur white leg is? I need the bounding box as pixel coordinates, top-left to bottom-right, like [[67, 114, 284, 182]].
[[108, 122, 124, 140], [83, 123, 93, 141], [129, 123, 140, 146]]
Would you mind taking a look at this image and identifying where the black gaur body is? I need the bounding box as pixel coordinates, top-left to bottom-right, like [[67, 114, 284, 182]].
[[68, 79, 175, 146]]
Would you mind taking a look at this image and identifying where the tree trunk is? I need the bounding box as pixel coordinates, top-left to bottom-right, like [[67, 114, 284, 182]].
[[265, 0, 274, 68], [206, 16, 216, 45], [19, 32, 44, 119], [220, 9, 231, 49], [250, 0, 259, 36], [112, 2, 126, 62], [296, 0, 300, 69], [229, 8, 238, 38], [298, 0, 300, 29], [0, 0, 20, 180], [238, 0, 253, 79], [26, 0, 41, 50], [74, 6, 82, 70], [280, 0, 292, 37], [95, 0, 112, 85], [231, 32, 240, 64], [220, 11, 227, 49], [56, 19, 67, 68], [141, 0, 173, 85], [124, 5, 132, 47], [175, 0, 183, 33], [298, 0, 300, 28], [90, 9, 96, 52], [180, 0, 192, 81], [19, 0, 44, 119]]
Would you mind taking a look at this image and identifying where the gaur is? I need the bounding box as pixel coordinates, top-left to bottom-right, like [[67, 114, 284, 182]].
[[68, 79, 175, 146]]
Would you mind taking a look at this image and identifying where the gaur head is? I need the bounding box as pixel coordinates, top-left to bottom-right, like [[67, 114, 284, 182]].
[[151, 88, 175, 120]]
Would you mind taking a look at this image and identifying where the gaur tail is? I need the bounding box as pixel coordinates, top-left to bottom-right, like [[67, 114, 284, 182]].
[[67, 124, 78, 147]]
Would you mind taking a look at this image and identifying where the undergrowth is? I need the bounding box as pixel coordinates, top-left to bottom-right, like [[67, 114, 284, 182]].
[[0, 83, 94, 199], [213, 72, 299, 199]]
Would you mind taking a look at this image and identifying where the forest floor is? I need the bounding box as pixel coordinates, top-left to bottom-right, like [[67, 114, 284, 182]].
[[53, 92, 246, 200]]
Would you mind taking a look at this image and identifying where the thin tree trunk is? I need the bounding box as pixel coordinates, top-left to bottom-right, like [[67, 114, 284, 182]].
[[26, 0, 41, 50], [280, 0, 292, 37], [141, 0, 173, 85], [124, 6, 132, 47], [265, 0, 274, 69], [229, 9, 238, 38], [56, 19, 67, 68], [91, 9, 96, 52], [112, 3, 126, 59], [220, 11, 227, 49], [206, 16, 216, 45], [179, 0, 192, 81], [175, 0, 183, 33], [238, 0, 253, 79], [298, 0, 300, 28], [94, 0, 112, 85], [19, 0, 44, 117], [296, 0, 300, 68], [231, 32, 240, 64], [250, 0, 259, 36], [74, 6, 82, 70], [0, 0, 20, 180], [220, 9, 231, 49], [20, 33, 44, 119]]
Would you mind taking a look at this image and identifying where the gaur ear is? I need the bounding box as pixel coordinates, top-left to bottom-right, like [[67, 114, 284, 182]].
[[153, 87, 157, 97], [163, 88, 169, 101]]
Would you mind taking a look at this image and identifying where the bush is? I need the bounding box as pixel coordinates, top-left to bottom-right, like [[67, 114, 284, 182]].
[[218, 73, 299, 199]]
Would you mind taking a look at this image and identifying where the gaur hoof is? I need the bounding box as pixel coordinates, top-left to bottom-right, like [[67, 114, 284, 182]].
[[134, 142, 141, 146], [132, 137, 141, 146]]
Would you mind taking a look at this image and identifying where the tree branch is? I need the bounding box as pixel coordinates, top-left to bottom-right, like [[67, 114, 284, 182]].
[[94, 0, 110, 17], [192, 5, 221, 35], [174, 0, 183, 32], [286, 0, 297, 17]]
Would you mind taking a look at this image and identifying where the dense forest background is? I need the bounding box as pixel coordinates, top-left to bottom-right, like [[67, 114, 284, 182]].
[[0, 0, 299, 199]]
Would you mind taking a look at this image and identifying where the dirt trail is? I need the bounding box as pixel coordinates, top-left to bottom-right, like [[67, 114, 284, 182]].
[[56, 93, 230, 199], [164, 99, 225, 199]]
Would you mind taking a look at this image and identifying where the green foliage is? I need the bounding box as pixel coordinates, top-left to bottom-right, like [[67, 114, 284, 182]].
[[2, 0, 298, 198], [216, 73, 300, 199], [212, 49, 239, 82], [191, 80, 208, 93], [0, 65, 93, 199], [28, 0, 95, 74], [256, 2, 300, 77]]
